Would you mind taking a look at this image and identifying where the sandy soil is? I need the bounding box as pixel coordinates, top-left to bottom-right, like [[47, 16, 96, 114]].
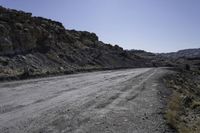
[[0, 68, 173, 133]]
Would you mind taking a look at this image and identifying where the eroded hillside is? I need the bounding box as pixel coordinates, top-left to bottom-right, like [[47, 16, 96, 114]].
[[0, 6, 156, 80]]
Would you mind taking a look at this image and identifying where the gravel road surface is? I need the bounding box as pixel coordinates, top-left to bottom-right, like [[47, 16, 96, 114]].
[[0, 68, 173, 133]]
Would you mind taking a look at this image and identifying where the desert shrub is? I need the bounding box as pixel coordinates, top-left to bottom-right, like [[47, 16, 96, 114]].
[[20, 68, 30, 79], [185, 64, 190, 71], [191, 101, 200, 109]]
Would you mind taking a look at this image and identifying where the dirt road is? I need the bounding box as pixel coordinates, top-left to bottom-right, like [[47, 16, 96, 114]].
[[0, 68, 173, 133]]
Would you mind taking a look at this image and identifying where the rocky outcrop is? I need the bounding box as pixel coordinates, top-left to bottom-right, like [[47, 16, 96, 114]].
[[0, 6, 156, 80]]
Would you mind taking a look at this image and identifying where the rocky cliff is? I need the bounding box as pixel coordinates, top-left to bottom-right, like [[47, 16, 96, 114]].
[[0, 6, 155, 80]]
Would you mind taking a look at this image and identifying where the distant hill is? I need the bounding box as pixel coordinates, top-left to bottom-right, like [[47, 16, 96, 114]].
[[0, 6, 157, 80], [160, 48, 200, 59], [129, 49, 155, 58], [159, 48, 200, 70]]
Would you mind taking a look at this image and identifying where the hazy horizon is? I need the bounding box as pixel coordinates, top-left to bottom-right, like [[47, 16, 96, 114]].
[[1, 0, 200, 53]]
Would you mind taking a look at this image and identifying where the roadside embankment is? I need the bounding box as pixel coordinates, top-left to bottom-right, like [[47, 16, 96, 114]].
[[163, 68, 200, 132]]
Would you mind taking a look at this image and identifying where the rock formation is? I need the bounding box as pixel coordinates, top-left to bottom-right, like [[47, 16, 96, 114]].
[[0, 6, 155, 80]]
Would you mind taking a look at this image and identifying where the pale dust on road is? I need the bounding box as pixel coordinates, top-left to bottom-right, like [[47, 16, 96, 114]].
[[0, 68, 173, 133]]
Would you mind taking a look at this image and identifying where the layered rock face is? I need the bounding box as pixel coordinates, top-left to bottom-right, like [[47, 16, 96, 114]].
[[0, 6, 154, 80]]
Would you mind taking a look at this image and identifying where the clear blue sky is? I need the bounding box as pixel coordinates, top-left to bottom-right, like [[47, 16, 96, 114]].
[[0, 0, 200, 52]]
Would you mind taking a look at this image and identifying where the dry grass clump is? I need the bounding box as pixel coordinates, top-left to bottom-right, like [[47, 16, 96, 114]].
[[165, 93, 200, 133], [165, 92, 181, 129]]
